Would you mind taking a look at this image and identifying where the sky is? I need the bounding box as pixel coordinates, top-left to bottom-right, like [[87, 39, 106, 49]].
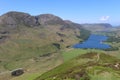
[[0, 0, 120, 25]]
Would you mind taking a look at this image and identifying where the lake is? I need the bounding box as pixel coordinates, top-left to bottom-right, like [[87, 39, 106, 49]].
[[73, 34, 110, 49]]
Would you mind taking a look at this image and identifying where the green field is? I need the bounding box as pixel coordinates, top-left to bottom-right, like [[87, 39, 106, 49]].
[[61, 49, 105, 61]]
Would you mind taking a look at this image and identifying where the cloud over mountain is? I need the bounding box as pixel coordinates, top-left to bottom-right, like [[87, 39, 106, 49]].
[[100, 16, 110, 21]]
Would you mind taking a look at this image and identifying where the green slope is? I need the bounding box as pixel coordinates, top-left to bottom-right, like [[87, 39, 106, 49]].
[[35, 52, 120, 80]]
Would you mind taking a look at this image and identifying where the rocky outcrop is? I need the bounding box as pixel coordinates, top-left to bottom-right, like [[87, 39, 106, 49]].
[[0, 11, 83, 30], [37, 14, 65, 25], [0, 11, 40, 28], [11, 68, 24, 76]]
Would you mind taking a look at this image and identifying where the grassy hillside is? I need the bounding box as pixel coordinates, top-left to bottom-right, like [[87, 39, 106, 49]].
[[35, 52, 120, 80], [0, 24, 81, 79], [61, 49, 104, 62]]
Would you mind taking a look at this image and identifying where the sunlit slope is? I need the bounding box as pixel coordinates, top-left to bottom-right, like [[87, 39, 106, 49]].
[[35, 52, 120, 80]]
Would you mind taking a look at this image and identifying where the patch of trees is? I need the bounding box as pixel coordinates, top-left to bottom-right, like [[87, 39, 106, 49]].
[[94, 31, 116, 37], [39, 53, 51, 57], [56, 32, 66, 37], [103, 47, 119, 51], [52, 43, 61, 49], [76, 28, 91, 41], [96, 31, 120, 43], [66, 45, 70, 48], [106, 36, 120, 43]]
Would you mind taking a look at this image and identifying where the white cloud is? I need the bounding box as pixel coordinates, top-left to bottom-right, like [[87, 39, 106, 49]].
[[100, 16, 110, 21]]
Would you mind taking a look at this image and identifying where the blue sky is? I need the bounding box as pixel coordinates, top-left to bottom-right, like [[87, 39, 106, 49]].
[[0, 0, 120, 25]]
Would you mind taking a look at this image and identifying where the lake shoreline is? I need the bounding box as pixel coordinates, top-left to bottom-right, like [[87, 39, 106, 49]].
[[73, 34, 110, 49]]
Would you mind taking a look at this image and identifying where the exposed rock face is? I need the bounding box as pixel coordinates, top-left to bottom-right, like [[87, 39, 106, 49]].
[[0, 11, 83, 30], [37, 14, 65, 25], [0, 11, 40, 28]]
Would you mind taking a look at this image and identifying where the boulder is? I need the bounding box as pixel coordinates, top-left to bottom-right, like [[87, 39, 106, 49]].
[[11, 68, 24, 76]]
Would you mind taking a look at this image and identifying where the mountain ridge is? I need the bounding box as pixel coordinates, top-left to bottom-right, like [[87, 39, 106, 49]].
[[81, 23, 113, 32]]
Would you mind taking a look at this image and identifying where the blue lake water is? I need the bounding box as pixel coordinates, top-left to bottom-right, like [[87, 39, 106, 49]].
[[73, 34, 110, 49]]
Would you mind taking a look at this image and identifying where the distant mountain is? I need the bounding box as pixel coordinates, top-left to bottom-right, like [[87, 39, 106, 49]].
[[81, 23, 113, 32], [115, 27, 120, 36], [116, 26, 120, 30]]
